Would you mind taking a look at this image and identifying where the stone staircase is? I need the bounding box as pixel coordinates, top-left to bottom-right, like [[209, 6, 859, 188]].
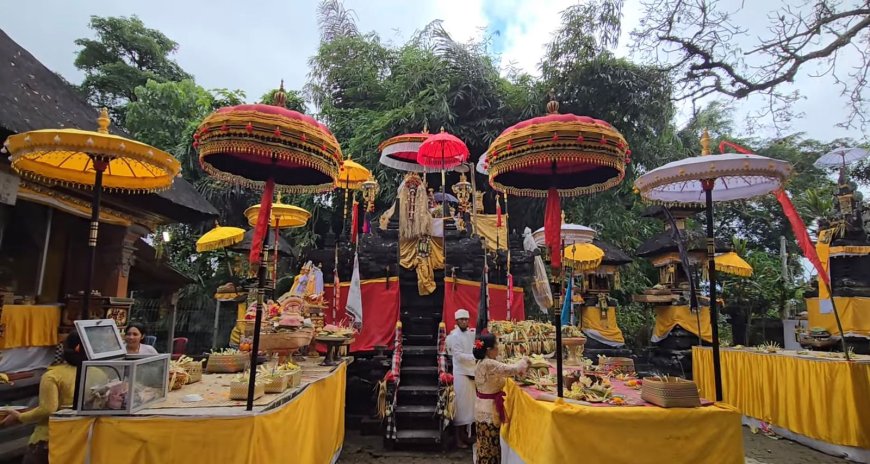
[[391, 269, 444, 447]]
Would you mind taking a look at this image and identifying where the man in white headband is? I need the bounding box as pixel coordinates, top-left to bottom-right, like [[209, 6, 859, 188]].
[[446, 308, 476, 448]]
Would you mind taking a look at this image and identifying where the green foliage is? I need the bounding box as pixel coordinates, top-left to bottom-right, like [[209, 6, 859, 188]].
[[74, 15, 191, 122], [260, 88, 307, 113]]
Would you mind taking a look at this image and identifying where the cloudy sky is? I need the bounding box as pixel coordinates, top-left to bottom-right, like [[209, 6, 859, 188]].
[[1, 0, 865, 143]]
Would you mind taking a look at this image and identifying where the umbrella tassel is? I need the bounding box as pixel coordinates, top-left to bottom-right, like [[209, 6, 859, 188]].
[[545, 187, 561, 269], [351, 199, 359, 244], [250, 178, 275, 265]]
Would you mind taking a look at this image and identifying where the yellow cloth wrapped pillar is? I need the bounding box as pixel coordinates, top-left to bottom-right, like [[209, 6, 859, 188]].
[[579, 306, 624, 344], [50, 364, 347, 464], [399, 237, 444, 296], [806, 297, 870, 337], [0, 305, 60, 349], [693, 347, 870, 448], [501, 379, 744, 463], [652, 305, 712, 343]]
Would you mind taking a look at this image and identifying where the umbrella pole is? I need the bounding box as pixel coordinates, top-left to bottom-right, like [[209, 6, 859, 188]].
[[553, 267, 564, 398], [74, 159, 107, 410], [441, 150, 448, 219], [703, 182, 723, 402], [82, 161, 107, 320], [247, 221, 270, 411]]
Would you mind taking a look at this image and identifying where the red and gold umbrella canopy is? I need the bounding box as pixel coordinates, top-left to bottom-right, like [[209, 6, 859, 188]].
[[487, 98, 629, 269], [378, 131, 430, 172], [196, 89, 342, 194]]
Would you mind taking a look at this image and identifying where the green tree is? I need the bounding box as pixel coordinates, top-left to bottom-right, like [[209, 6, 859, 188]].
[[74, 15, 191, 122]]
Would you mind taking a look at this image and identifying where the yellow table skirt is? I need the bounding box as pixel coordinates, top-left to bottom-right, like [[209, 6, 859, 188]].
[[501, 379, 744, 464], [693, 347, 870, 448], [0, 305, 60, 349], [579, 306, 624, 344], [653, 305, 712, 343], [50, 363, 346, 464], [806, 297, 870, 337]]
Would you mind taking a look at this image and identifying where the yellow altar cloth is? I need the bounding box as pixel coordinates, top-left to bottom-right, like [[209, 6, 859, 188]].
[[501, 379, 744, 464], [579, 306, 624, 344], [806, 297, 870, 337], [693, 347, 870, 448], [653, 305, 712, 343], [49, 363, 346, 464], [0, 305, 60, 349]]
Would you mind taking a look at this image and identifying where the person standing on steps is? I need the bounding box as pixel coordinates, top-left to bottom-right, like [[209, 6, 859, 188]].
[[446, 309, 476, 449]]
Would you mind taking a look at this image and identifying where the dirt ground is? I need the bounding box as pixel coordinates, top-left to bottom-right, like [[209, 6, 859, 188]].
[[337, 427, 850, 464]]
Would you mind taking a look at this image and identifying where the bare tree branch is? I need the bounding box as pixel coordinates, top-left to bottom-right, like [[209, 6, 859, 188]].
[[632, 0, 870, 131]]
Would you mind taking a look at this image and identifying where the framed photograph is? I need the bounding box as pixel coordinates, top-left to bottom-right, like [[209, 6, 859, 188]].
[[74, 319, 126, 360]]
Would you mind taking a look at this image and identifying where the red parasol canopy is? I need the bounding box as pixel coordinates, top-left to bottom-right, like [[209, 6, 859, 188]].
[[416, 129, 469, 170]]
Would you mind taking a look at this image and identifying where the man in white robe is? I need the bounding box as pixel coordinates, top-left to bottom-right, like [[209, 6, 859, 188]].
[[446, 309, 476, 448]]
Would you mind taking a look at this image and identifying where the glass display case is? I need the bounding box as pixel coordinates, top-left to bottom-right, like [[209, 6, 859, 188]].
[[77, 353, 170, 415]]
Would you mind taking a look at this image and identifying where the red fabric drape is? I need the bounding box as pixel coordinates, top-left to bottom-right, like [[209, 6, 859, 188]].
[[545, 187, 561, 269], [496, 197, 503, 228], [351, 200, 359, 244], [774, 189, 831, 287], [323, 279, 400, 352], [249, 178, 275, 265], [442, 277, 524, 332]]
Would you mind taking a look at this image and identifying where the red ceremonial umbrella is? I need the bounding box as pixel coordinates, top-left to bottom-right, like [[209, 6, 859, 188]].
[[486, 96, 629, 397], [196, 82, 341, 409], [417, 128, 470, 218]]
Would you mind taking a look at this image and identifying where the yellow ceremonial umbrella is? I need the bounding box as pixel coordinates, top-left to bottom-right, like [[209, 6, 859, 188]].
[[713, 252, 753, 277], [196, 224, 246, 252], [245, 198, 311, 275], [244, 198, 311, 229], [335, 159, 371, 237], [563, 243, 604, 271], [3, 108, 180, 320], [335, 159, 372, 190]]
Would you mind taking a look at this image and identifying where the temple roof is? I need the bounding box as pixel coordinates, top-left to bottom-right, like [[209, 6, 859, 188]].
[[592, 239, 632, 265], [636, 229, 730, 257], [0, 29, 217, 224]]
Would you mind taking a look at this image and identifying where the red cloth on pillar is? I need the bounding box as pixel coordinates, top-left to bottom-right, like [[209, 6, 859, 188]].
[[442, 277, 524, 332], [323, 278, 400, 352]]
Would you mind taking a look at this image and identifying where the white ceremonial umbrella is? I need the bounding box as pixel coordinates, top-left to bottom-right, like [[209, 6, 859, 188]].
[[634, 129, 792, 401], [813, 147, 870, 169]]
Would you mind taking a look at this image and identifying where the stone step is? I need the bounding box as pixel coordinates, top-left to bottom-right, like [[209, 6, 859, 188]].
[[400, 366, 439, 386], [397, 385, 439, 405], [403, 333, 435, 346], [395, 429, 442, 445]]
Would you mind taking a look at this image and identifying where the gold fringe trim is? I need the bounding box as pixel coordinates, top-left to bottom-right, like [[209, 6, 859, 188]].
[[377, 133, 429, 152], [489, 150, 625, 197], [713, 263, 752, 277], [829, 246, 870, 256], [196, 235, 243, 253], [199, 160, 335, 194]]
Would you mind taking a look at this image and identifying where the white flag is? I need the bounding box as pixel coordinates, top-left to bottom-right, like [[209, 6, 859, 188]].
[[346, 252, 363, 329]]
